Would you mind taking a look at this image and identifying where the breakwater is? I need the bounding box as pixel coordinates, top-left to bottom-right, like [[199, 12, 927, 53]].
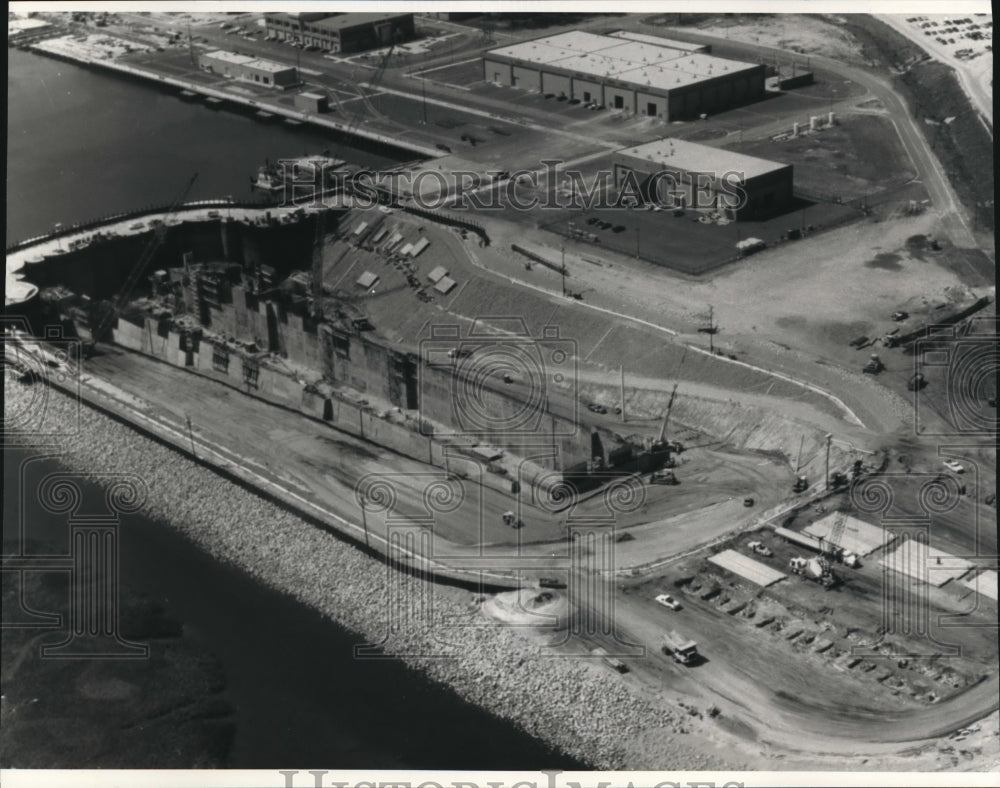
[[3, 378, 730, 770]]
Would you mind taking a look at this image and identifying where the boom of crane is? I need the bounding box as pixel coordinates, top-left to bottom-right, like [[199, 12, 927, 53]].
[[85, 173, 199, 356], [822, 508, 860, 567], [651, 384, 684, 459]]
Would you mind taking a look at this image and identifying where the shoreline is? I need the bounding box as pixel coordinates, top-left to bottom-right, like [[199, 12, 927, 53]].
[[4, 379, 731, 770], [25, 35, 444, 161]]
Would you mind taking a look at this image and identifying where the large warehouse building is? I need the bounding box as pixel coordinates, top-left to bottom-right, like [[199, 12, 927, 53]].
[[198, 50, 298, 88], [613, 138, 793, 220], [483, 30, 766, 120], [264, 12, 415, 54]]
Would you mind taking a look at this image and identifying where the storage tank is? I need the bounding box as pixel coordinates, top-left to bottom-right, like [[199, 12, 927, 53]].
[[828, 111, 836, 126], [809, 115, 819, 131], [791, 121, 800, 137]]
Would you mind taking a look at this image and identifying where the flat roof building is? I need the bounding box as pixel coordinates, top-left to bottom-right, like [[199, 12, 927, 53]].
[[199, 50, 298, 88], [483, 30, 765, 120], [613, 138, 794, 220], [264, 12, 415, 54]]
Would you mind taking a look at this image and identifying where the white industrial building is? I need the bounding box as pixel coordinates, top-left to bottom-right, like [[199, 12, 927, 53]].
[[483, 30, 766, 120]]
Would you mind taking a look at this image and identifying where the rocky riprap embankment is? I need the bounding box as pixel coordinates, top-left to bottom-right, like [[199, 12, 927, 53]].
[[4, 380, 738, 769]]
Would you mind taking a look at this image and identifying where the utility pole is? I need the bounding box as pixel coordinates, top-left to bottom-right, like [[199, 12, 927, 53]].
[[186, 415, 196, 458], [620, 365, 626, 423], [707, 304, 715, 353], [421, 75, 428, 124], [825, 433, 833, 491], [795, 434, 804, 474], [561, 246, 567, 297]]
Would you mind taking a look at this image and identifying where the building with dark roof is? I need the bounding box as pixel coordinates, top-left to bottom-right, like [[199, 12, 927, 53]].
[[264, 12, 415, 54]]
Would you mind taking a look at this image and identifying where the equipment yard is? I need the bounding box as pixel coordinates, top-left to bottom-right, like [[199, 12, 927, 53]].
[[5, 6, 997, 781]]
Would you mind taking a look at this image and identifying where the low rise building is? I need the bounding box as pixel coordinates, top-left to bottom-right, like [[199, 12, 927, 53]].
[[198, 50, 298, 89], [613, 138, 794, 220], [264, 12, 415, 54]]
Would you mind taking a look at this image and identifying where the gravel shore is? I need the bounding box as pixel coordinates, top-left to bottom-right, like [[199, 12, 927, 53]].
[[5, 380, 736, 769]]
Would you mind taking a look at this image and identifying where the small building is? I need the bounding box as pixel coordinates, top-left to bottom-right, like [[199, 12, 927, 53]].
[[198, 50, 298, 89], [293, 91, 329, 113], [264, 12, 415, 54], [612, 138, 793, 220]]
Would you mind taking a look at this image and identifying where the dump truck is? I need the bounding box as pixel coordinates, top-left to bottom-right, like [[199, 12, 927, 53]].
[[662, 630, 699, 664], [591, 647, 628, 673]]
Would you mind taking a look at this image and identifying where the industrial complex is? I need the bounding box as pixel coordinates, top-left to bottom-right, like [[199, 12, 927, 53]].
[[5, 7, 997, 777]]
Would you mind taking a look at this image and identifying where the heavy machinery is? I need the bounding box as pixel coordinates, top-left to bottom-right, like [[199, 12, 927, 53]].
[[908, 372, 927, 391], [789, 555, 836, 588], [650, 469, 678, 485], [747, 540, 773, 557], [862, 353, 885, 374], [822, 509, 861, 567], [662, 630, 699, 664], [650, 384, 684, 463], [85, 173, 199, 357], [793, 475, 809, 493]]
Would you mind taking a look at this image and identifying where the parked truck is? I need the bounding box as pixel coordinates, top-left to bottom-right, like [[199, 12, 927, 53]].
[[662, 630, 699, 664]]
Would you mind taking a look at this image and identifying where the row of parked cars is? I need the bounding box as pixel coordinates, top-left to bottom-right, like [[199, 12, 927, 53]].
[[541, 94, 607, 111]]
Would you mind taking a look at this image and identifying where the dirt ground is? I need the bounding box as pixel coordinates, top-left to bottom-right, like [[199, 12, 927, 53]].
[[691, 14, 868, 62]]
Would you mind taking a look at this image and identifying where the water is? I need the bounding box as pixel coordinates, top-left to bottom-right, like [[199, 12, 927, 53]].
[[6, 47, 407, 243], [4, 49, 578, 768]]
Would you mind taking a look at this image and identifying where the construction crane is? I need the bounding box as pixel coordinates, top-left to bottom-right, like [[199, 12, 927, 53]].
[[85, 173, 199, 357], [821, 507, 860, 567], [651, 384, 683, 461]]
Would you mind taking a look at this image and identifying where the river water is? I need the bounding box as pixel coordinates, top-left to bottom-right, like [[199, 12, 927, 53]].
[[4, 47, 577, 769]]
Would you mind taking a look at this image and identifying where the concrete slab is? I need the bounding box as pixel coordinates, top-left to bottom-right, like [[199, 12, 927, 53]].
[[708, 549, 786, 587], [960, 570, 998, 602], [879, 539, 976, 587], [805, 513, 892, 557]]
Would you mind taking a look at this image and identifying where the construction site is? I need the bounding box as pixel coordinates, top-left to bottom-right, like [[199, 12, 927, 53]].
[[5, 8, 998, 775]]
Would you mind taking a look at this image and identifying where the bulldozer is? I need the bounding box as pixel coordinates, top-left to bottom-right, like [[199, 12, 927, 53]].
[[862, 353, 885, 375], [650, 469, 678, 485]]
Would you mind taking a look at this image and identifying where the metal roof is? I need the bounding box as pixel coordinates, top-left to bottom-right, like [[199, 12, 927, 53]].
[[617, 138, 788, 181], [487, 31, 758, 91]]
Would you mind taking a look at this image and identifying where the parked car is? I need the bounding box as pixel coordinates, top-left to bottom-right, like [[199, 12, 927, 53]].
[[942, 459, 965, 473]]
